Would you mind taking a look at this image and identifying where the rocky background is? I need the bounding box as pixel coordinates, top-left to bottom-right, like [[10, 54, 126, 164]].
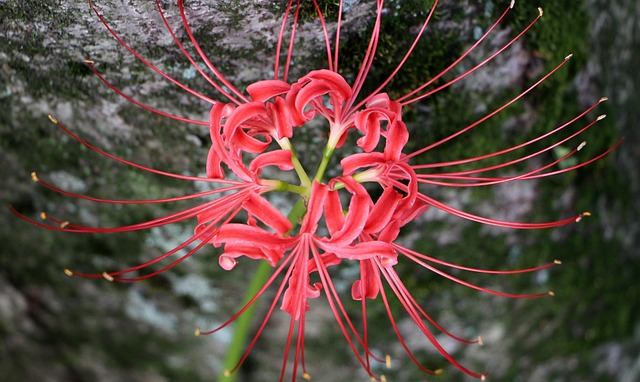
[[1, 0, 638, 381]]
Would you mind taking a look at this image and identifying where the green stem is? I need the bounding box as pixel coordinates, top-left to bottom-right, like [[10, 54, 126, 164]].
[[220, 197, 307, 380], [313, 144, 335, 183], [279, 137, 311, 189]]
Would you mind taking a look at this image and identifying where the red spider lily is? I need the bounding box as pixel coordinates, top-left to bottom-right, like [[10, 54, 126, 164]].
[[10, 0, 620, 381]]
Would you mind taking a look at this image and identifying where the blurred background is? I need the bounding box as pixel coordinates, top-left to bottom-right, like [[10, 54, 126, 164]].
[[1, 0, 638, 381]]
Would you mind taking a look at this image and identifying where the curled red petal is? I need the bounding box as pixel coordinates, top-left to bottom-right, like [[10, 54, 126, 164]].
[[205, 146, 224, 179], [214, 223, 291, 248], [353, 110, 382, 152], [317, 240, 396, 264], [267, 97, 293, 139], [383, 120, 409, 161], [220, 243, 283, 269], [324, 189, 345, 236], [243, 192, 292, 235], [300, 181, 328, 234], [341, 152, 384, 176], [246, 80, 291, 102], [327, 177, 371, 245], [249, 150, 293, 176], [364, 186, 403, 233], [351, 259, 379, 300]]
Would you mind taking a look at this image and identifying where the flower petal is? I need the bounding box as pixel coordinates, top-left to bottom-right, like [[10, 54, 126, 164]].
[[246, 80, 291, 102], [327, 177, 371, 245], [300, 181, 328, 234], [243, 192, 292, 235], [249, 150, 294, 176]]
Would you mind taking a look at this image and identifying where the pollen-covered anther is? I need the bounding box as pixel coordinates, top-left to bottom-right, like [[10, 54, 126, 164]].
[[597, 114, 607, 121], [554, 259, 562, 265], [565, 53, 574, 61], [31, 172, 39, 182], [434, 369, 444, 375], [385, 354, 392, 368], [510, 0, 515, 9], [577, 141, 587, 151], [39, 212, 47, 220], [64, 269, 74, 276], [303, 372, 312, 381], [102, 272, 114, 282], [194, 328, 201, 336], [599, 96, 609, 102], [575, 211, 592, 222], [478, 335, 484, 346], [380, 375, 387, 382], [548, 291, 556, 296], [84, 59, 95, 64], [538, 7, 543, 16], [60, 221, 70, 228], [481, 374, 487, 381], [223, 369, 231, 377], [47, 114, 58, 124]]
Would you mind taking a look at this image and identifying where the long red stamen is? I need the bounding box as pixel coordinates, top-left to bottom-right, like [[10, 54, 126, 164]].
[[311, 0, 334, 72], [405, 53, 574, 160], [353, 0, 440, 112], [347, 0, 384, 111], [153, 0, 240, 103], [90, 3, 218, 105], [177, 0, 249, 104], [46, 115, 242, 184], [84, 60, 208, 125], [379, 263, 487, 379], [411, 99, 606, 170], [399, 5, 541, 105], [274, 0, 296, 80], [283, 0, 301, 83]]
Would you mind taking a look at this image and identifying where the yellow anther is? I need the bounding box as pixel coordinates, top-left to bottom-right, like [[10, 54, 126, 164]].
[[102, 272, 114, 282], [478, 335, 484, 346], [597, 114, 607, 121], [223, 370, 231, 377], [40, 212, 47, 220], [60, 221, 70, 228], [385, 354, 392, 368], [577, 141, 587, 151], [380, 376, 387, 382], [194, 328, 201, 336], [599, 96, 608, 102], [31, 172, 39, 182], [510, 0, 515, 9], [576, 211, 591, 222], [538, 7, 543, 16], [48, 115, 58, 124], [548, 291, 555, 296], [434, 369, 444, 375], [481, 375, 487, 381], [303, 372, 312, 381], [64, 269, 74, 276], [565, 53, 573, 60], [554, 259, 562, 265], [84, 59, 95, 64]]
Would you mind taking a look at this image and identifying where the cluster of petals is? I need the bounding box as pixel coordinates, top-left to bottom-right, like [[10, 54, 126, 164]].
[[11, 0, 622, 381]]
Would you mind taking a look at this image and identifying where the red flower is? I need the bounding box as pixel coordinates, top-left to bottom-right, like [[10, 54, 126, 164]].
[[11, 0, 620, 380]]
